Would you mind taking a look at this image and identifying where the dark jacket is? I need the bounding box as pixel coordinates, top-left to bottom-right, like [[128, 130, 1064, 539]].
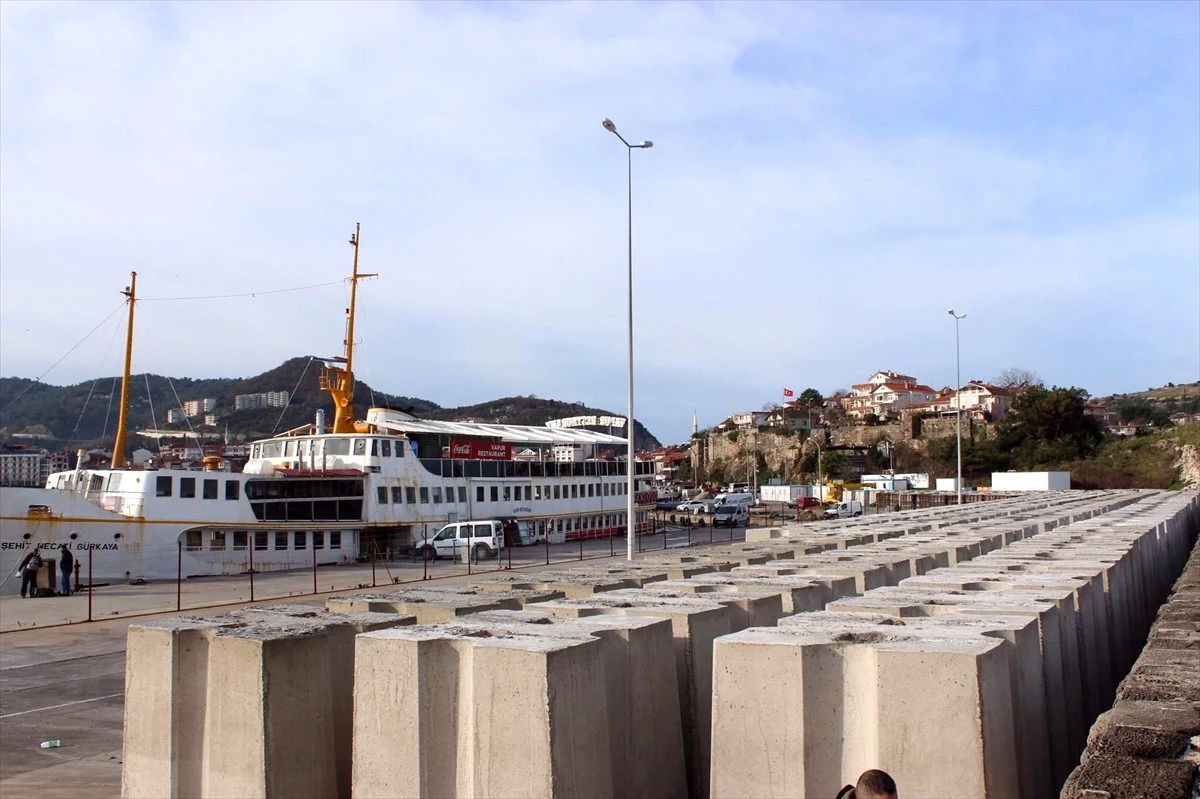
[[59, 547, 74, 572]]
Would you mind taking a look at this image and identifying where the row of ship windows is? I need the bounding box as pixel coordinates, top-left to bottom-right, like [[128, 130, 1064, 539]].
[[375, 482, 634, 506], [155, 476, 239, 500], [184, 529, 343, 552]]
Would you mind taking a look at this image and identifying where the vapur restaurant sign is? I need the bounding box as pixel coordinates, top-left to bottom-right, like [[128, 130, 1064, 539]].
[[449, 440, 512, 460]]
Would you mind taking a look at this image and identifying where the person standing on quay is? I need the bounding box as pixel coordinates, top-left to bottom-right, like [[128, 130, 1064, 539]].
[[18, 549, 42, 598], [58, 544, 74, 596]]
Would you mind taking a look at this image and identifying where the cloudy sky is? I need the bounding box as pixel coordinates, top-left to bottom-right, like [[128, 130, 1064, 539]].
[[2, 1, 1197, 445]]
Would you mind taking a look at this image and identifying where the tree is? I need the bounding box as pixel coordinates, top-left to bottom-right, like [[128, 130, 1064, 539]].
[[798, 388, 824, 408], [993, 368, 1043, 391], [998, 385, 1103, 467]]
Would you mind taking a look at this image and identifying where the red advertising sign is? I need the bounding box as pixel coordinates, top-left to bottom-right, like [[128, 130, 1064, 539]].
[[449, 440, 512, 460]]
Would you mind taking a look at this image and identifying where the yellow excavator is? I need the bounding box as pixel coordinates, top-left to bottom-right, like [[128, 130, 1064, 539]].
[[821, 480, 845, 506]]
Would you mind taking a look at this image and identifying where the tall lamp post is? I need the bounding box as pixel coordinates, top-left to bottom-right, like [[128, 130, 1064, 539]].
[[947, 308, 967, 505], [602, 118, 653, 561]]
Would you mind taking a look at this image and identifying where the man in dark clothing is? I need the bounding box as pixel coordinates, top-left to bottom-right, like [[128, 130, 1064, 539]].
[[58, 544, 74, 596], [18, 549, 43, 598]]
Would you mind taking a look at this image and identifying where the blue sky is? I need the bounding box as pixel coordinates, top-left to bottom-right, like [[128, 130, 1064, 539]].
[[1, 1, 1197, 446]]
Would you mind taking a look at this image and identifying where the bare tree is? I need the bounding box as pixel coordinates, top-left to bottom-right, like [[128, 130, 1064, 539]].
[[993, 368, 1043, 390]]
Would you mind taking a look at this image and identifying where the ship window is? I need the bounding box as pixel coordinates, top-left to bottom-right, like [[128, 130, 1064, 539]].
[[503, 486, 511, 501], [262, 441, 283, 458], [490, 486, 498, 502], [571, 485, 578, 499], [457, 487, 466, 504], [185, 530, 202, 551], [294, 531, 306, 549], [477, 486, 485, 502], [406, 487, 416, 504], [377, 487, 388, 504], [211, 531, 226, 551], [370, 440, 378, 457], [587, 484, 594, 498], [275, 532, 287, 550], [419, 487, 429, 504], [432, 488, 442, 504], [330, 532, 341, 549], [225, 481, 239, 500], [156, 476, 172, 497], [180, 478, 196, 498], [313, 532, 325, 550], [284, 440, 296, 457], [233, 531, 247, 551], [203, 479, 218, 500], [392, 486, 403, 503], [254, 531, 268, 551], [326, 439, 350, 455], [395, 440, 405, 457], [553, 485, 561, 500], [381, 440, 391, 457], [534, 485, 542, 501], [353, 439, 367, 456]]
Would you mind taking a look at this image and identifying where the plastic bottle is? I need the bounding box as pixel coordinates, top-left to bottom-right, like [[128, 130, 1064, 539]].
[[39, 740, 61, 749]]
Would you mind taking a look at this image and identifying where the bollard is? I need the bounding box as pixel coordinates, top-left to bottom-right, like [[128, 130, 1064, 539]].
[[248, 539, 255, 603], [73, 560, 81, 594]]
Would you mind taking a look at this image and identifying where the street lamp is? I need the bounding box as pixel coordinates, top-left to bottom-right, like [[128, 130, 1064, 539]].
[[602, 117, 653, 561], [947, 308, 967, 505]]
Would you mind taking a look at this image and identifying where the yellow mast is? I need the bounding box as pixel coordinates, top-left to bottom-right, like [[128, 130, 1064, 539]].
[[320, 224, 376, 434], [111, 272, 137, 468]]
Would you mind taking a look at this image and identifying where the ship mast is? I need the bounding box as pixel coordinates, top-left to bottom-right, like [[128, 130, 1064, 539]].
[[321, 224, 376, 434], [110, 272, 137, 468]]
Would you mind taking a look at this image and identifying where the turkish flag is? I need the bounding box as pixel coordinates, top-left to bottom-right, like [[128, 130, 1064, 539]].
[[783, 388, 794, 398]]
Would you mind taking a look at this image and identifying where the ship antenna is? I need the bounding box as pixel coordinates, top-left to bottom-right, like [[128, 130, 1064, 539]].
[[111, 272, 137, 468], [321, 224, 376, 434]]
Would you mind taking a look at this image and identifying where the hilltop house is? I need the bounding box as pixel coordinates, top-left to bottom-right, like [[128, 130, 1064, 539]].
[[843, 371, 937, 420]]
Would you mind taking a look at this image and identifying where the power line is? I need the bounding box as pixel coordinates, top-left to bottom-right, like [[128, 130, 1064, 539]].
[[139, 280, 345, 302]]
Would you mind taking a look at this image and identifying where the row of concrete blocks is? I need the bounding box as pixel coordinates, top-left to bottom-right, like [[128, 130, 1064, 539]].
[[711, 490, 1200, 798], [1061, 524, 1200, 798], [118, 490, 1181, 798]]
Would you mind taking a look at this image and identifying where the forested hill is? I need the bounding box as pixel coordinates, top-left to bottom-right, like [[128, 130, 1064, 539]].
[[0, 358, 661, 450]]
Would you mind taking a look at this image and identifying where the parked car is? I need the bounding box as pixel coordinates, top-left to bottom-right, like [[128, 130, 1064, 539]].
[[676, 500, 711, 514], [413, 520, 506, 560], [824, 500, 864, 519], [796, 497, 822, 510], [712, 503, 749, 527]]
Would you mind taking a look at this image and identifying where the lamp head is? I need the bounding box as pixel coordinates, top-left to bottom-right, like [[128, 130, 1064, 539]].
[[602, 118, 617, 133], [639, 140, 654, 148], [947, 308, 955, 316]]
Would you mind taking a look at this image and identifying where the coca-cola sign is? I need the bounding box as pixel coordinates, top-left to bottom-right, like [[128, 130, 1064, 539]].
[[449, 440, 512, 460]]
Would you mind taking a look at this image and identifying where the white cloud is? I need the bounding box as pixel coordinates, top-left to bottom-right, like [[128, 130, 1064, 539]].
[[1, 1, 1196, 444]]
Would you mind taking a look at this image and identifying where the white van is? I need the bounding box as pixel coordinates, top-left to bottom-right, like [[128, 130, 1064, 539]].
[[714, 492, 755, 509], [712, 503, 749, 527], [824, 500, 864, 519], [413, 520, 506, 560]]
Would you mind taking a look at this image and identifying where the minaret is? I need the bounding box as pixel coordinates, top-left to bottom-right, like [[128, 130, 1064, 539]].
[[693, 409, 698, 436]]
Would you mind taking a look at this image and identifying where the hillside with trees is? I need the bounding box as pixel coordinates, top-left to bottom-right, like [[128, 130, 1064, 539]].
[[0, 359, 661, 451]]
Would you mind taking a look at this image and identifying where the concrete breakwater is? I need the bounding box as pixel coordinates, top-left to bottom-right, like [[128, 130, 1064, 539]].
[[1061, 526, 1200, 798], [119, 490, 1199, 798]]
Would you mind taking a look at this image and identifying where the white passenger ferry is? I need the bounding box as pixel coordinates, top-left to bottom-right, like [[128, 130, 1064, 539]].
[[0, 226, 655, 593]]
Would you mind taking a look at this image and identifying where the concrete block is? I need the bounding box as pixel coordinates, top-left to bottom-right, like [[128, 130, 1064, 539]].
[[710, 622, 1019, 799], [533, 590, 738, 799], [353, 623, 614, 799], [122, 608, 408, 799]]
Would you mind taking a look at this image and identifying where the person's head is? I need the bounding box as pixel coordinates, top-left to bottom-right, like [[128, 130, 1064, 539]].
[[856, 769, 897, 799], [60, 543, 68, 551]]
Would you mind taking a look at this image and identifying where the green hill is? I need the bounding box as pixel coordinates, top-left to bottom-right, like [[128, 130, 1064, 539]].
[[0, 359, 661, 451]]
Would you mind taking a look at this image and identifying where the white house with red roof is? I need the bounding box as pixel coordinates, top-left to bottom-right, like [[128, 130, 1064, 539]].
[[912, 381, 1015, 421], [843, 371, 936, 420]]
